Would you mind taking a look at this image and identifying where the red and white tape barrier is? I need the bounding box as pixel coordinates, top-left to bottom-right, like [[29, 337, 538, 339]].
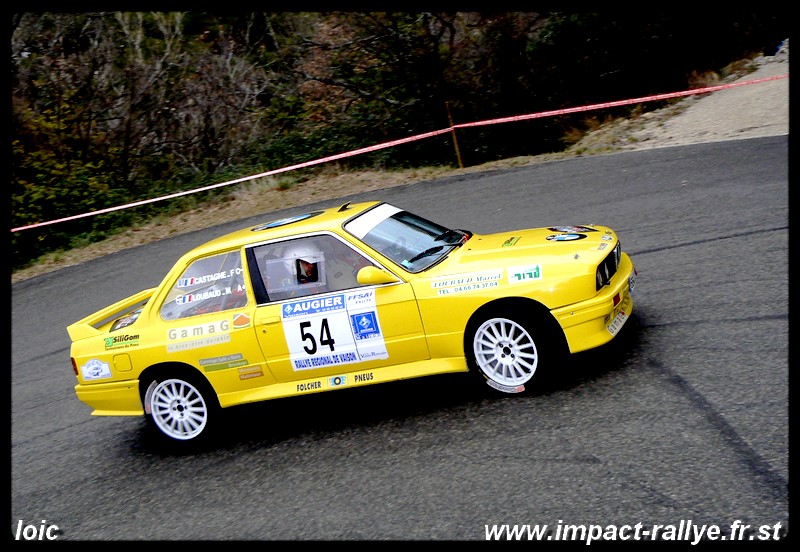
[[11, 74, 787, 233]]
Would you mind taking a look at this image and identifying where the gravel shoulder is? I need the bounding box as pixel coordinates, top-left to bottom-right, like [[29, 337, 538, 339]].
[[11, 43, 788, 284], [580, 48, 789, 152]]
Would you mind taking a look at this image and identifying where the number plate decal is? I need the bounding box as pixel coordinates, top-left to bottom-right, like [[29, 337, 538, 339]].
[[606, 294, 632, 336], [281, 291, 388, 370]]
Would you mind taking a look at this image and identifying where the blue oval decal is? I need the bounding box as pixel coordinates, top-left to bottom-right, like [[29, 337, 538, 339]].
[[546, 233, 586, 241]]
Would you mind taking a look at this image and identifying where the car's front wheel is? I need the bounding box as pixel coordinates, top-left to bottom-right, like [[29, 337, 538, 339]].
[[145, 373, 219, 444], [466, 308, 561, 394]]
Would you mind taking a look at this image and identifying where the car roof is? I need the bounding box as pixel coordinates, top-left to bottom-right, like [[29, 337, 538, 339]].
[[183, 200, 384, 259]]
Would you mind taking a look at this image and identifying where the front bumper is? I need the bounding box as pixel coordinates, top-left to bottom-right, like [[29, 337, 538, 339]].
[[552, 253, 636, 354]]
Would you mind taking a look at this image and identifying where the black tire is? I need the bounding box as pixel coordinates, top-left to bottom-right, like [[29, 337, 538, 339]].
[[465, 306, 563, 394], [143, 370, 221, 446]]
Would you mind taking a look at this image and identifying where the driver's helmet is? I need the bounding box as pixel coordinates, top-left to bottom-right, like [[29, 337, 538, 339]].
[[281, 240, 326, 286]]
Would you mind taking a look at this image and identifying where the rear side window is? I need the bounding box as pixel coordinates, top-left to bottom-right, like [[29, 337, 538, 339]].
[[160, 250, 248, 320]]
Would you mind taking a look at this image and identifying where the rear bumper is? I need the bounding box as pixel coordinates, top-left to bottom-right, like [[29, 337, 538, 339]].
[[552, 254, 636, 354], [75, 379, 144, 416]]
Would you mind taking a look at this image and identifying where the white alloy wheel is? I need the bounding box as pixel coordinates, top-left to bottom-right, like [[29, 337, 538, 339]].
[[149, 378, 209, 441], [472, 317, 538, 388]]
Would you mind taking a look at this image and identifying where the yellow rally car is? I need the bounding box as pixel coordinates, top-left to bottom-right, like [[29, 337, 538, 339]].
[[68, 201, 636, 445]]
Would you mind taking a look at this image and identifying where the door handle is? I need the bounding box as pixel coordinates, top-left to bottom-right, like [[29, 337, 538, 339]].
[[259, 316, 280, 325]]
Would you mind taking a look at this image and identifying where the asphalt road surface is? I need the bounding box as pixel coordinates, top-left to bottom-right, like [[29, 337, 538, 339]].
[[11, 135, 788, 541]]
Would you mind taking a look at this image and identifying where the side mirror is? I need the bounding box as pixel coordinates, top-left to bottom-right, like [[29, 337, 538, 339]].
[[356, 266, 398, 286]]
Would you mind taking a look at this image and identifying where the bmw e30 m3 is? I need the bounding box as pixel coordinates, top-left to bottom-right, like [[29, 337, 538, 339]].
[[68, 200, 637, 446]]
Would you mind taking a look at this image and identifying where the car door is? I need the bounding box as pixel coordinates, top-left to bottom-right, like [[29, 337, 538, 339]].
[[248, 234, 430, 383]]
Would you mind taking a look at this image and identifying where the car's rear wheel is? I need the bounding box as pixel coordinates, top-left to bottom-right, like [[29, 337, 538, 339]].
[[145, 373, 219, 444], [466, 307, 561, 394]]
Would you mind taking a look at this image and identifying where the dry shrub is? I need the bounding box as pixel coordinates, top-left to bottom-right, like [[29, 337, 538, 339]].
[[687, 70, 721, 89]]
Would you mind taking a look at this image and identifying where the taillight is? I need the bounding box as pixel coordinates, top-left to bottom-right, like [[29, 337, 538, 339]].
[[71, 358, 78, 376]]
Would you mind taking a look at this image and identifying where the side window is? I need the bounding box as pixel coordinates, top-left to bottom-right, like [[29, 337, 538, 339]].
[[252, 235, 375, 302], [160, 250, 248, 320]]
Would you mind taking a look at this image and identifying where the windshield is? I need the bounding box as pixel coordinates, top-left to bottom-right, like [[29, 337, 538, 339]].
[[345, 204, 469, 272]]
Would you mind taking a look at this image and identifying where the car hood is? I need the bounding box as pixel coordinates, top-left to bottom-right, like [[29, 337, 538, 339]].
[[410, 225, 621, 307], [457, 225, 617, 263]]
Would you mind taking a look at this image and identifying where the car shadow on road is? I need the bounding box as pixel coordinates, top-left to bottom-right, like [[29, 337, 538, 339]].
[[537, 310, 648, 394], [127, 311, 649, 456]]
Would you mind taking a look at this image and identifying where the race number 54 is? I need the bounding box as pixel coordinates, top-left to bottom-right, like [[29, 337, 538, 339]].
[[299, 318, 336, 354]]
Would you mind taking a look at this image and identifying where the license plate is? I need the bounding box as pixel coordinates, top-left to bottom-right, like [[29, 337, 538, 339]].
[[607, 295, 631, 336]]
